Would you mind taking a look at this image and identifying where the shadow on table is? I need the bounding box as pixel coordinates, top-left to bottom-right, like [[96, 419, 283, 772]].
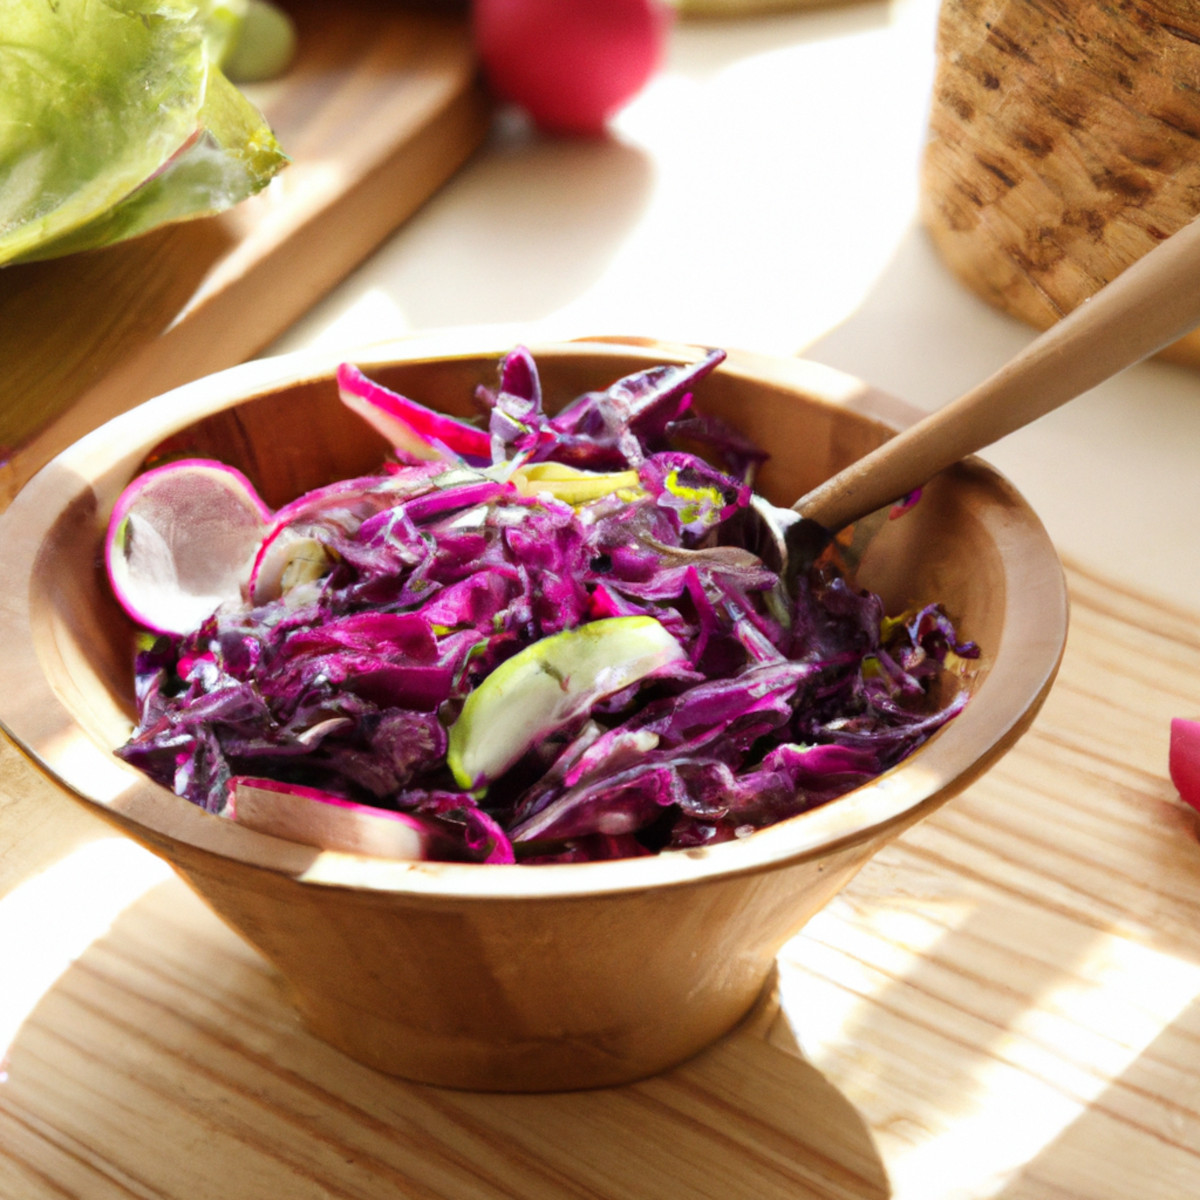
[[347, 123, 658, 333], [802, 216, 1033, 413], [0, 875, 889, 1200]]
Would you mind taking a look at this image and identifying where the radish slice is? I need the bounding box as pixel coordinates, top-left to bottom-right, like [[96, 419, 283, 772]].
[[337, 362, 491, 463], [248, 523, 333, 606], [1170, 717, 1200, 811], [105, 458, 272, 635], [226, 777, 453, 860], [246, 470, 440, 605]]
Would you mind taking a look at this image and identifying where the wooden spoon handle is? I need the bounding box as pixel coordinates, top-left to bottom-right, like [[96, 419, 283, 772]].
[[795, 211, 1200, 532]]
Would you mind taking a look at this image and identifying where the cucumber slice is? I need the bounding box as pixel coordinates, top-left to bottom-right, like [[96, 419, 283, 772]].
[[447, 616, 686, 790]]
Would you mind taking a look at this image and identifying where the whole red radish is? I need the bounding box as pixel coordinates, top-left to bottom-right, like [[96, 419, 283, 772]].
[[472, 0, 673, 135]]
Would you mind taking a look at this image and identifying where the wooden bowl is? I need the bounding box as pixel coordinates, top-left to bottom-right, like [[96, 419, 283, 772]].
[[0, 333, 1068, 1092]]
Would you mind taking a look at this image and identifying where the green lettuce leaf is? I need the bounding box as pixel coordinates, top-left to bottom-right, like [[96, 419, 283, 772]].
[[0, 0, 287, 266]]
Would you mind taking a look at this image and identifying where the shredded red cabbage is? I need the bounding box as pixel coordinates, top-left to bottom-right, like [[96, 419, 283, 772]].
[[116, 348, 978, 864]]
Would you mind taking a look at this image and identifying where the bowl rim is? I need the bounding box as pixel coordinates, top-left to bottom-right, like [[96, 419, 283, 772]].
[[0, 330, 1069, 900]]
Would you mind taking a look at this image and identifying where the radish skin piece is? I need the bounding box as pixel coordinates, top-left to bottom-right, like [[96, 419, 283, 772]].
[[337, 362, 491, 463], [1170, 717, 1200, 811], [228, 777, 446, 860]]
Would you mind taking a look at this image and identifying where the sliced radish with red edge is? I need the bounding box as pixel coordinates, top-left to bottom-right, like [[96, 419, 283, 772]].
[[227, 777, 460, 860], [105, 458, 272, 635], [337, 362, 491, 463]]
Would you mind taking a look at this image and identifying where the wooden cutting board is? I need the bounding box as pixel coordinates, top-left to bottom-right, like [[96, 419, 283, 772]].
[[0, 0, 492, 505]]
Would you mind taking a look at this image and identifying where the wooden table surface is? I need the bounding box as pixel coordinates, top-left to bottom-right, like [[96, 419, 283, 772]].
[[3, 558, 1198, 1199]]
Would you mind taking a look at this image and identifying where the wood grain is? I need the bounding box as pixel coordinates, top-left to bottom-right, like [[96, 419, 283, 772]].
[[0, 0, 492, 504], [2, 558, 1198, 1197], [921, 0, 1200, 370]]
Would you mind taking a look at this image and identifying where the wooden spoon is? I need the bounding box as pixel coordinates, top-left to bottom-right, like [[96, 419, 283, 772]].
[[773, 210, 1200, 574]]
